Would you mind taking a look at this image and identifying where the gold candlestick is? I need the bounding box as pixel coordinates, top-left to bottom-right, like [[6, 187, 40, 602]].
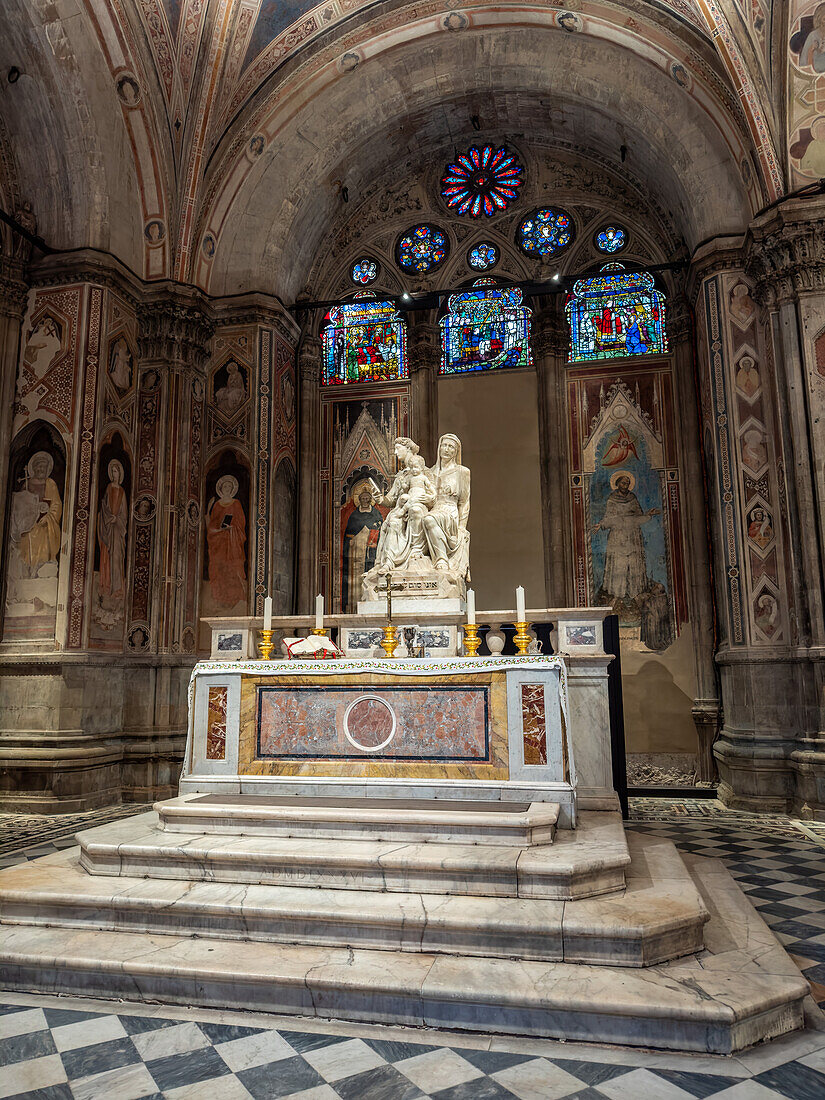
[[258, 628, 274, 661], [514, 621, 531, 656], [463, 623, 481, 656], [380, 622, 399, 658], [311, 627, 327, 636]]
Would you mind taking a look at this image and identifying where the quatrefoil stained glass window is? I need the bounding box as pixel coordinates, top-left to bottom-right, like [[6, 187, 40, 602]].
[[351, 258, 378, 285], [468, 242, 499, 271], [595, 226, 626, 254], [441, 145, 524, 218], [397, 225, 448, 274], [517, 208, 573, 256]]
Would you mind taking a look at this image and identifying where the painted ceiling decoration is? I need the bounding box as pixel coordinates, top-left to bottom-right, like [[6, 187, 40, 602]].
[[7, 0, 793, 287]]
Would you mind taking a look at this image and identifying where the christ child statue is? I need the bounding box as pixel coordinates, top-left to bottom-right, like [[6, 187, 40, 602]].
[[396, 454, 436, 517]]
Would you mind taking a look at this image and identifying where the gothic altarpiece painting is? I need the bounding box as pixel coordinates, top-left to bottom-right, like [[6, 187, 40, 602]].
[[319, 390, 410, 613]]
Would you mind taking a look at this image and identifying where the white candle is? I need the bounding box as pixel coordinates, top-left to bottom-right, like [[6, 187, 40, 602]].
[[466, 588, 476, 625], [315, 593, 324, 630], [263, 596, 272, 632], [516, 586, 526, 623]]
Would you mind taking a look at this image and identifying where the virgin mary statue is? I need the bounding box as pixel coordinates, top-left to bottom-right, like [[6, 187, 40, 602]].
[[422, 433, 471, 580]]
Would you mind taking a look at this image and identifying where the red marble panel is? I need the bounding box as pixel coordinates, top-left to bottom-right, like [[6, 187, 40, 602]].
[[207, 685, 228, 760], [521, 683, 547, 766], [257, 685, 489, 760]]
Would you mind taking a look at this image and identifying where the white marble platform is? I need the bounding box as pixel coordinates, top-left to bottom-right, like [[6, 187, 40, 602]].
[[0, 831, 706, 966], [155, 794, 560, 847], [75, 810, 630, 900], [0, 844, 806, 1053]]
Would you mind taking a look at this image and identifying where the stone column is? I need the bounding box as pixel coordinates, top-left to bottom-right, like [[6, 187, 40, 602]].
[[408, 315, 439, 462], [668, 295, 720, 781], [744, 199, 825, 815], [533, 305, 574, 605], [296, 334, 322, 613], [692, 231, 824, 814], [0, 256, 28, 556], [137, 297, 213, 654]]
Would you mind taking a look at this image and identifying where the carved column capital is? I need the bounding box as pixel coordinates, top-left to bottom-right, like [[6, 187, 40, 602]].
[[138, 300, 214, 370], [532, 307, 568, 359], [667, 295, 693, 343], [0, 255, 29, 320], [298, 335, 322, 384], [408, 321, 440, 374], [745, 198, 825, 308]]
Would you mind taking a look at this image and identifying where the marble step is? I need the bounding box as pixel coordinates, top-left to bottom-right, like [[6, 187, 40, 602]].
[[155, 794, 559, 847], [0, 833, 706, 965], [0, 850, 806, 1053], [77, 810, 629, 900]]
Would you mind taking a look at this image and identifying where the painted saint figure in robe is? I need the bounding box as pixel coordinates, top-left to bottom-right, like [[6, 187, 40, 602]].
[[4, 448, 63, 633], [342, 482, 384, 612], [593, 473, 658, 605], [12, 451, 63, 578], [98, 460, 128, 600], [206, 475, 247, 608], [214, 362, 247, 417]]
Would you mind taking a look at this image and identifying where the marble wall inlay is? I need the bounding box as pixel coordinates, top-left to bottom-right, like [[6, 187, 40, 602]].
[[521, 683, 548, 766], [256, 685, 489, 760], [206, 685, 228, 760]]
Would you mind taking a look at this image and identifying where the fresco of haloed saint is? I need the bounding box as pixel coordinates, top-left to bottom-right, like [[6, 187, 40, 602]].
[[3, 426, 66, 640], [202, 459, 250, 619], [590, 428, 674, 652], [91, 435, 131, 645]]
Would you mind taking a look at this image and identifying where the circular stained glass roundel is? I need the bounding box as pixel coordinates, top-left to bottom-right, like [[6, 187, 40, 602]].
[[517, 208, 573, 257], [595, 226, 626, 254], [441, 145, 524, 218], [467, 242, 499, 271], [397, 225, 448, 274], [351, 257, 378, 284]]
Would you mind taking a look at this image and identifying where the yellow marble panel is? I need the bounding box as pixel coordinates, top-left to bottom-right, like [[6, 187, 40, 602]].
[[238, 671, 509, 780]]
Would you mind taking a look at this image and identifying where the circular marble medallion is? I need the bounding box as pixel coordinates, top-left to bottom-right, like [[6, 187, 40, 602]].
[[343, 695, 397, 752]]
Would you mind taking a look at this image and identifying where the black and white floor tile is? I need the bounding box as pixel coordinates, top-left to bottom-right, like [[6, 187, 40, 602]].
[[2, 799, 825, 1098]]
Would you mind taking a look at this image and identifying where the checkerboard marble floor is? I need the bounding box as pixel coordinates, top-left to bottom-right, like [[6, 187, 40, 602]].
[[3, 800, 825, 1099]]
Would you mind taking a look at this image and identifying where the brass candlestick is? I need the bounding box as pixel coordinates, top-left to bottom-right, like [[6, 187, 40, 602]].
[[514, 621, 532, 656], [258, 628, 274, 661], [463, 623, 481, 656], [311, 627, 327, 636], [380, 622, 399, 658]]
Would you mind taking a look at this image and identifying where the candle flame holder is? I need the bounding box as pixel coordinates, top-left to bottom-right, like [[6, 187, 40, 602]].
[[514, 621, 532, 656], [311, 627, 327, 636], [462, 623, 481, 656], [258, 628, 274, 661], [380, 622, 399, 658]]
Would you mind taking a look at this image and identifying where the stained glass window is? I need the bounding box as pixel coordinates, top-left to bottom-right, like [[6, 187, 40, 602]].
[[440, 278, 532, 374], [351, 258, 378, 285], [441, 145, 524, 217], [322, 297, 408, 386], [397, 225, 448, 274], [595, 226, 626, 254], [517, 208, 573, 256], [565, 264, 667, 362], [468, 242, 499, 271]]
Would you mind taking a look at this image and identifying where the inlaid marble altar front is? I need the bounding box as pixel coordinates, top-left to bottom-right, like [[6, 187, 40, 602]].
[[184, 655, 576, 822]]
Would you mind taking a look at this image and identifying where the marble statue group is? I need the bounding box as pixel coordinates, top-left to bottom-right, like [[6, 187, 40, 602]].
[[360, 433, 471, 602]]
